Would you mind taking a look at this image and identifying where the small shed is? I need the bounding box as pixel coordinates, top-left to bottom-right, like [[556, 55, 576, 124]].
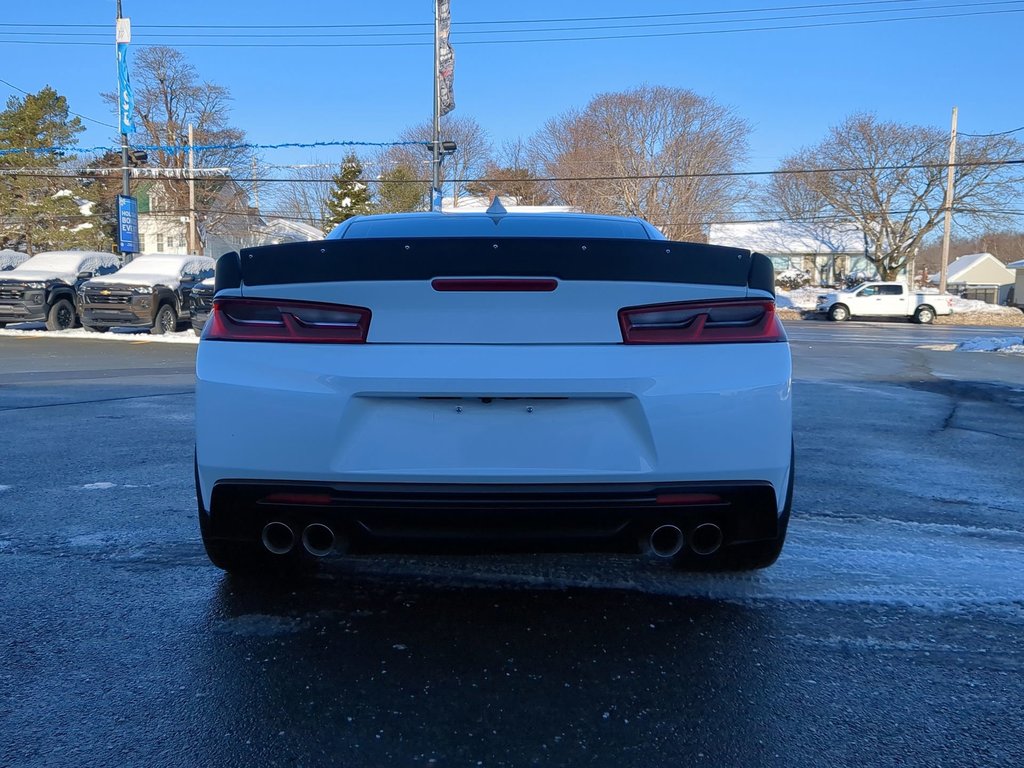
[[930, 252, 1015, 305], [1006, 258, 1024, 309]]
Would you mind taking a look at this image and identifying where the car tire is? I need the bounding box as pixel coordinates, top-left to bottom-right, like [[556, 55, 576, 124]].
[[193, 326, 203, 337], [45, 298, 76, 331], [914, 306, 935, 324], [151, 304, 177, 335], [674, 443, 794, 572], [828, 304, 849, 322], [83, 324, 109, 333]]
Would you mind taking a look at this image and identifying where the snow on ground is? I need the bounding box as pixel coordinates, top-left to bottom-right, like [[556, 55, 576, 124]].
[[776, 287, 823, 310], [948, 296, 1020, 315], [0, 324, 199, 344], [957, 336, 1024, 354]]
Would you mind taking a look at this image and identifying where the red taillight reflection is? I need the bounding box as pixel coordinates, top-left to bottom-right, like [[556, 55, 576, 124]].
[[619, 299, 786, 344], [204, 298, 370, 343]]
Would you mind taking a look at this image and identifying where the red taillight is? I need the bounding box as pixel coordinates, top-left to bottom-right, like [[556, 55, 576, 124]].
[[431, 278, 558, 292], [204, 297, 370, 343], [619, 299, 786, 344]]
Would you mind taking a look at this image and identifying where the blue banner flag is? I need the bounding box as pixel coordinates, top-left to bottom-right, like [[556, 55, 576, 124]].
[[117, 195, 140, 253], [117, 42, 135, 134]]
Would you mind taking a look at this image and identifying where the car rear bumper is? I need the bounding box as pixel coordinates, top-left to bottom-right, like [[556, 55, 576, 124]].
[[196, 341, 793, 512], [200, 478, 786, 554]]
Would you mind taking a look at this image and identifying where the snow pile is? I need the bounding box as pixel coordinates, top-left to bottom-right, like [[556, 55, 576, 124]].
[[949, 296, 1021, 315], [957, 336, 1024, 354], [0, 325, 199, 344], [776, 287, 823, 310], [0, 249, 28, 271], [86, 255, 214, 289]]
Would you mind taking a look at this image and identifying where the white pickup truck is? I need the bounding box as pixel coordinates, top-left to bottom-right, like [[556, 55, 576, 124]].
[[816, 282, 953, 324]]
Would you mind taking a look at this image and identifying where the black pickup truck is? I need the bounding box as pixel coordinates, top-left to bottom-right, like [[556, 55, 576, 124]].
[[189, 277, 216, 335], [78, 254, 216, 334], [0, 251, 121, 330]]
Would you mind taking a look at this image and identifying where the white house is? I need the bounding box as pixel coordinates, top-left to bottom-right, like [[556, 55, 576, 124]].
[[929, 252, 1015, 305], [708, 221, 872, 285], [442, 195, 578, 214]]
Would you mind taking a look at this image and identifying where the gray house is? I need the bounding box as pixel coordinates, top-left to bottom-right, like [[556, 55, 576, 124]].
[[1006, 257, 1024, 309], [929, 252, 1015, 305]]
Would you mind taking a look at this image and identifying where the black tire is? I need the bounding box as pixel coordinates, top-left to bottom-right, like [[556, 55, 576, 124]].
[[151, 304, 177, 335], [45, 298, 76, 331], [914, 306, 935, 324], [828, 304, 850, 322], [0, 322, 6, 329], [674, 443, 795, 572], [83, 324, 110, 333], [193, 326, 203, 337]]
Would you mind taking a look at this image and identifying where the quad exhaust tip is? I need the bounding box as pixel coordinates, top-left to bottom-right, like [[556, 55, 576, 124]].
[[690, 523, 724, 556], [261, 521, 295, 555], [649, 524, 685, 559], [301, 523, 336, 557]]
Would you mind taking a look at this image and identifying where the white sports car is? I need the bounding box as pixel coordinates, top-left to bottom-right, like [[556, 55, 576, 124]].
[[195, 208, 793, 575]]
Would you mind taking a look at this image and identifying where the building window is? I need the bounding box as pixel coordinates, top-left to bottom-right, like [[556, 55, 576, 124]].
[[156, 233, 164, 252], [138, 233, 146, 252], [167, 235, 175, 249]]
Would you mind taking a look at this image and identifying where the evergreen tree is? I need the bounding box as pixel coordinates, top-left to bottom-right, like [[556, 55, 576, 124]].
[[375, 164, 426, 214], [323, 153, 371, 231], [0, 87, 108, 253]]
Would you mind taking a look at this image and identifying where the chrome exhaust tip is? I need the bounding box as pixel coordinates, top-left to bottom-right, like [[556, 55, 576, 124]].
[[690, 523, 724, 556], [648, 524, 685, 559], [301, 523, 336, 557], [261, 521, 295, 555]]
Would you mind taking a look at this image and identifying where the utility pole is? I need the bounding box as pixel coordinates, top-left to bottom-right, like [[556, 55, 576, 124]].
[[430, 0, 441, 211], [188, 123, 197, 255], [938, 106, 958, 295], [116, 0, 132, 263], [251, 156, 260, 212]]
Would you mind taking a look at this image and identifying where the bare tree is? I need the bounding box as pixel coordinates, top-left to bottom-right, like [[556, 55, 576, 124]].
[[763, 113, 1024, 281], [103, 46, 255, 247], [532, 85, 750, 240], [379, 115, 492, 207], [466, 138, 552, 205], [267, 160, 336, 231]]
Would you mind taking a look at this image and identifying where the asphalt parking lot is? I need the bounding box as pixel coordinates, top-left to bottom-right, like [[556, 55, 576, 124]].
[[2, 323, 1023, 767]]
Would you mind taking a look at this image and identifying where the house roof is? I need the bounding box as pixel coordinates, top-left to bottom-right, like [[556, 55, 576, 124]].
[[1006, 258, 1024, 270], [708, 221, 864, 254], [929, 252, 1015, 284], [443, 195, 578, 214]]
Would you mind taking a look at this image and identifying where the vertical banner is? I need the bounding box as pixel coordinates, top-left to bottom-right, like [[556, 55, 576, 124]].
[[117, 195, 140, 253], [437, 0, 455, 116], [116, 18, 135, 134]]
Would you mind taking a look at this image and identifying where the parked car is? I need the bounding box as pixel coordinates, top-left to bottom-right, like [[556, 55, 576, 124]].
[[195, 209, 794, 577], [189, 277, 215, 335], [816, 282, 953, 323], [78, 254, 215, 334], [0, 251, 120, 330]]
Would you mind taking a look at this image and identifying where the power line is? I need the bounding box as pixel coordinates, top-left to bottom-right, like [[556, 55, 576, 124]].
[[959, 125, 1024, 138], [4, 157, 1022, 183], [0, 77, 118, 130], [1, 7, 1020, 47], [0, 1, 959, 30], [8, 1, 1018, 39]]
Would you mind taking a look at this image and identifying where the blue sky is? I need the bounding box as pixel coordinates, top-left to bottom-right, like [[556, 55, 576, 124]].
[[2, 0, 1022, 173]]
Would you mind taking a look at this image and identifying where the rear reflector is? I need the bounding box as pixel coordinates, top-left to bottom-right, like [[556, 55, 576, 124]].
[[431, 278, 558, 292], [619, 299, 786, 344], [204, 297, 370, 343], [260, 492, 333, 506]]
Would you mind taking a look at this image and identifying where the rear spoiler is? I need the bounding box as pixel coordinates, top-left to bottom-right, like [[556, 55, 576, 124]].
[[215, 237, 775, 296]]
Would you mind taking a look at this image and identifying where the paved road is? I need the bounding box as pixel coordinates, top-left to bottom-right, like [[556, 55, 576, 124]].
[[1, 329, 1023, 767]]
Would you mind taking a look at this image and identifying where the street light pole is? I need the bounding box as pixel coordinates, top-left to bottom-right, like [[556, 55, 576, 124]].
[[116, 0, 132, 263], [430, 0, 441, 211]]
